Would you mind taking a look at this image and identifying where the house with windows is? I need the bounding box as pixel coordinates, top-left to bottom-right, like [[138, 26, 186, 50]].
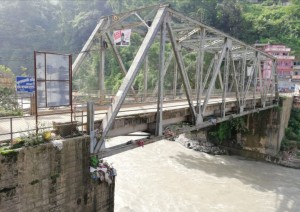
[[292, 60, 300, 94], [292, 60, 300, 79], [256, 44, 295, 91]]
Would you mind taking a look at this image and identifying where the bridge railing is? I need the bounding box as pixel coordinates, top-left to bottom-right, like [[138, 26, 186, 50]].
[[72, 89, 230, 106]]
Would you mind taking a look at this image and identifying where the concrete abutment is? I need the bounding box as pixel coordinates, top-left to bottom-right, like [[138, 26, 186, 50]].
[[183, 97, 293, 157]]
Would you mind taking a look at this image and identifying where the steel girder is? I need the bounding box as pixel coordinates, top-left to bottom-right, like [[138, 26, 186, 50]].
[[72, 5, 278, 154]]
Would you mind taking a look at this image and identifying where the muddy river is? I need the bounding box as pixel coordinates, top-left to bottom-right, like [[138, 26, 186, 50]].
[[107, 138, 300, 212]]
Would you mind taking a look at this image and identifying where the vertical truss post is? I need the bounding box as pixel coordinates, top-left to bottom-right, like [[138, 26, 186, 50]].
[[166, 22, 197, 122], [196, 28, 205, 124], [105, 32, 136, 95], [156, 18, 166, 136], [253, 53, 259, 109], [152, 52, 174, 96], [243, 57, 257, 108], [257, 53, 265, 107], [230, 52, 241, 109], [201, 39, 230, 117], [173, 61, 178, 98], [240, 50, 247, 112], [144, 55, 148, 100], [99, 36, 105, 103], [274, 60, 279, 100], [263, 58, 272, 101], [94, 6, 168, 153], [221, 45, 231, 118]]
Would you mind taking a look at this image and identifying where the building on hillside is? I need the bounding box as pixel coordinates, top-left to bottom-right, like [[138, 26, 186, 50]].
[[255, 44, 295, 92], [292, 59, 300, 93], [292, 60, 300, 77], [282, 0, 291, 6]]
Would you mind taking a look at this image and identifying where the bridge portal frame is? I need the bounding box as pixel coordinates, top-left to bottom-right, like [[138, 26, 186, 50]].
[[72, 4, 279, 154]]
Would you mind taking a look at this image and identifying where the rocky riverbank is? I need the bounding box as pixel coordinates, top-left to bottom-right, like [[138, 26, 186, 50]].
[[175, 134, 228, 155], [175, 133, 300, 169]]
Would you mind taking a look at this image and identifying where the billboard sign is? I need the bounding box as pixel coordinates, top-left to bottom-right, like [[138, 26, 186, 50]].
[[35, 52, 71, 108], [113, 29, 131, 46], [16, 76, 35, 93]]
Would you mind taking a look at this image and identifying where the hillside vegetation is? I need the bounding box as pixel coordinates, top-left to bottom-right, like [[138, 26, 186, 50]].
[[0, 0, 299, 92]]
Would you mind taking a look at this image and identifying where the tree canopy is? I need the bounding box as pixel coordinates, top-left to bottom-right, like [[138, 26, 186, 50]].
[[0, 0, 299, 92]]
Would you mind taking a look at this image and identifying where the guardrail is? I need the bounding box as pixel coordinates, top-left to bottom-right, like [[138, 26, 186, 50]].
[[0, 110, 85, 145]]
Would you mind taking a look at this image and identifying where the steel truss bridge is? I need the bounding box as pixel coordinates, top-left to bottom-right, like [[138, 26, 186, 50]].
[[72, 4, 279, 156]]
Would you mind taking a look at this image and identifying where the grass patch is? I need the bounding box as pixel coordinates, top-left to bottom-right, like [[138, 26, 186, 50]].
[[0, 147, 17, 156], [50, 173, 60, 184], [29, 179, 39, 185], [0, 109, 23, 117]]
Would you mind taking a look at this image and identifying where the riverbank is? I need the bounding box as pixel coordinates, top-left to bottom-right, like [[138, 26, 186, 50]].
[[175, 133, 300, 169]]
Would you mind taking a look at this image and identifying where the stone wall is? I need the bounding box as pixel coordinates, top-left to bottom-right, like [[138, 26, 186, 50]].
[[0, 136, 114, 211]]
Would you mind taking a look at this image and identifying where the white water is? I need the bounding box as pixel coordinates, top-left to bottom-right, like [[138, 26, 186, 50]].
[[107, 138, 300, 212]]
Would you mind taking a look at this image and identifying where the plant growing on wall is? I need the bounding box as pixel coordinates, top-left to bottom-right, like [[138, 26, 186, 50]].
[[209, 122, 231, 143], [281, 108, 300, 152], [209, 117, 248, 144], [229, 117, 248, 134]]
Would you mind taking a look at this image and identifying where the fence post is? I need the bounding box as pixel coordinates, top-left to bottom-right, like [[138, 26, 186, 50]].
[[81, 110, 84, 133], [10, 117, 13, 145], [87, 102, 95, 153]]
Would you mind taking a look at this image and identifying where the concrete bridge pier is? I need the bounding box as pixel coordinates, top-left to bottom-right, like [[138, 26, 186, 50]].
[[183, 97, 293, 157]]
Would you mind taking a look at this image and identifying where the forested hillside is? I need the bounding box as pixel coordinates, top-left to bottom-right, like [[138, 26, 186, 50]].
[[0, 0, 112, 76], [0, 0, 299, 87]]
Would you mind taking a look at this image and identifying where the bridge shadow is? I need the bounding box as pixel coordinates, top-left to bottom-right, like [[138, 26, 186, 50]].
[[170, 152, 300, 212]]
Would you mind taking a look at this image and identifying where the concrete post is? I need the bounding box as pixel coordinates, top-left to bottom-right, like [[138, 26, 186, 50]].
[[87, 102, 95, 153]]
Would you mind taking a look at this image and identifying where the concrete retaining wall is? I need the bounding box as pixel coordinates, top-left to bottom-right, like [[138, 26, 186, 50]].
[[0, 136, 114, 211], [242, 97, 293, 155], [186, 97, 294, 156]]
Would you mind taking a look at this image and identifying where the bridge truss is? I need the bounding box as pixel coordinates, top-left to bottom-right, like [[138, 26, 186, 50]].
[[72, 4, 279, 154]]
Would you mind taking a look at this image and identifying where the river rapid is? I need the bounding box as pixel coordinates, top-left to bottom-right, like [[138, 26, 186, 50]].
[[107, 138, 300, 212]]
